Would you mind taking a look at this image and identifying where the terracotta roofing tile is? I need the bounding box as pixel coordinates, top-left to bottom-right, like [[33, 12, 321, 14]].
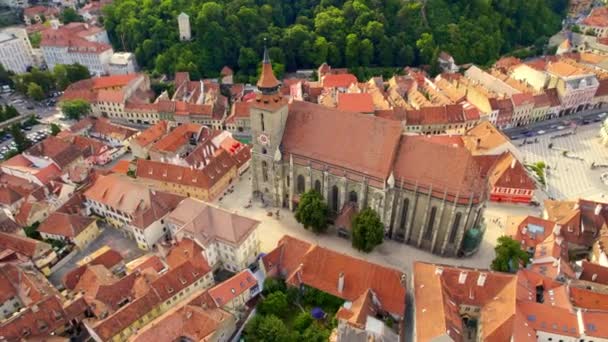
[[257, 51, 280, 89], [130, 300, 232, 342], [569, 286, 608, 311], [24, 5, 59, 17], [38, 212, 95, 238], [128, 254, 166, 274], [393, 136, 485, 199], [263, 235, 406, 317], [136, 152, 236, 192], [132, 121, 169, 148], [506, 215, 557, 250], [110, 160, 131, 174], [487, 152, 536, 190], [282, 101, 402, 181], [151, 123, 202, 153], [0, 232, 51, 259], [0, 295, 67, 340], [165, 238, 210, 273], [579, 260, 608, 285], [581, 311, 608, 339], [166, 198, 259, 247], [220, 66, 233, 76], [208, 269, 257, 307], [511, 93, 535, 107], [583, 7, 608, 27], [336, 93, 375, 113], [596, 78, 608, 97], [25, 136, 83, 169], [322, 74, 358, 88]]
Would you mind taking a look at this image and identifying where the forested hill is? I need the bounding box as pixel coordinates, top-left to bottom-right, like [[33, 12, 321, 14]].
[[102, 0, 568, 81]]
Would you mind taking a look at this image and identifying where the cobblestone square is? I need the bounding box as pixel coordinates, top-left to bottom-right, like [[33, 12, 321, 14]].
[[514, 122, 608, 201]]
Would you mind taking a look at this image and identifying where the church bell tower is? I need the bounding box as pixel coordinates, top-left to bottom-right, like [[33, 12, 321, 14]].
[[250, 44, 289, 206]]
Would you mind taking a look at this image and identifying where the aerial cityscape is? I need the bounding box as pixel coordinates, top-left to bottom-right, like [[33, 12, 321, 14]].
[[2, 0, 608, 341]]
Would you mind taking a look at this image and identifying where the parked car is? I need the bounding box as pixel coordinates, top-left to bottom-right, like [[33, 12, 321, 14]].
[[537, 130, 546, 135]]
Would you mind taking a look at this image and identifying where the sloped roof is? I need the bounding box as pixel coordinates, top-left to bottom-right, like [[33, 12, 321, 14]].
[[263, 235, 406, 317], [208, 269, 257, 307], [282, 100, 402, 181], [167, 198, 259, 247], [337, 93, 375, 113], [38, 212, 95, 238]]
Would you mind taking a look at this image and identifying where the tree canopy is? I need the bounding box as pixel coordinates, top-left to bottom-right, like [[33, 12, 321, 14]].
[[10, 124, 31, 153], [491, 236, 530, 273], [295, 190, 329, 234], [60, 99, 91, 120], [102, 0, 567, 80], [351, 207, 384, 252]]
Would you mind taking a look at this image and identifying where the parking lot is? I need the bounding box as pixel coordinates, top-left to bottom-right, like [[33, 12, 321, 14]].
[[513, 120, 608, 201]]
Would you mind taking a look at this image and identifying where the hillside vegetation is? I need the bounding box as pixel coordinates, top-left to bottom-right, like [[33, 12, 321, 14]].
[[102, 0, 568, 81]]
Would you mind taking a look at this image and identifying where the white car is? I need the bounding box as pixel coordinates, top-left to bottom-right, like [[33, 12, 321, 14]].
[[557, 126, 565, 130], [537, 130, 546, 135]]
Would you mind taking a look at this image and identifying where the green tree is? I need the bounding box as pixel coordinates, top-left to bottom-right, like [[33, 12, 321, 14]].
[[351, 207, 384, 252], [60, 8, 83, 24], [53, 65, 70, 90], [50, 123, 61, 136], [60, 99, 91, 120], [491, 236, 530, 273], [29, 32, 41, 48], [345, 33, 360, 67], [244, 315, 294, 342], [258, 291, 288, 317], [23, 222, 41, 240], [295, 190, 329, 234], [0, 64, 13, 87], [262, 277, 286, 295], [10, 124, 31, 152], [27, 82, 45, 101], [416, 32, 437, 64], [292, 312, 313, 332], [65, 64, 90, 83]]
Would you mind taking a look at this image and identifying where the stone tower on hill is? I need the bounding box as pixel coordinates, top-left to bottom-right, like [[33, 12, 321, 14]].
[[178, 12, 191, 41]]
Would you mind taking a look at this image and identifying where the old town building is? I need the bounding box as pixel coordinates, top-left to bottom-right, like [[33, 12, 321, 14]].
[[249, 49, 488, 257]]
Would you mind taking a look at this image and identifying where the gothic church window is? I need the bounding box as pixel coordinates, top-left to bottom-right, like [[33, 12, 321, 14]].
[[424, 207, 437, 240], [297, 175, 305, 194], [314, 180, 321, 194], [331, 185, 339, 213], [400, 198, 409, 232], [262, 161, 269, 182], [449, 213, 462, 243], [349, 191, 358, 204]]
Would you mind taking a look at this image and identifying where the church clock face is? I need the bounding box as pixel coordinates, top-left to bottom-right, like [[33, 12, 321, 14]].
[[258, 133, 270, 146]]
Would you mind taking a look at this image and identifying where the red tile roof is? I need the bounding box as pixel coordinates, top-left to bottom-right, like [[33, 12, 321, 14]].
[[511, 93, 535, 107], [38, 211, 95, 239], [165, 238, 210, 273], [487, 152, 536, 190], [583, 7, 608, 27], [132, 120, 169, 148], [111, 160, 131, 174], [282, 101, 402, 181], [25, 136, 83, 169], [208, 269, 257, 307], [322, 74, 358, 88], [0, 232, 50, 259], [336, 93, 375, 113], [263, 235, 406, 317], [151, 123, 201, 153], [579, 260, 608, 285], [136, 152, 235, 192], [0, 295, 68, 340]]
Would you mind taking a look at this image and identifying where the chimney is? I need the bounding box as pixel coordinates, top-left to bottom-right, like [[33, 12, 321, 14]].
[[337, 272, 345, 293], [510, 159, 516, 169], [595, 204, 602, 216], [477, 273, 487, 287]]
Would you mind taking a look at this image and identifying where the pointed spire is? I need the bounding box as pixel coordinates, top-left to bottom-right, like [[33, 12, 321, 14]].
[[257, 38, 280, 94], [263, 38, 271, 64]]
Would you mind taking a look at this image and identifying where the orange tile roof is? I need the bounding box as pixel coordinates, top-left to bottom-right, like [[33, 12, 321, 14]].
[[263, 235, 406, 317], [579, 260, 608, 285], [0, 232, 50, 259], [547, 61, 590, 77], [165, 238, 210, 273], [462, 121, 511, 155], [151, 123, 202, 153], [583, 7, 608, 27], [136, 152, 235, 191], [322, 74, 358, 88], [38, 212, 95, 238], [132, 120, 169, 148], [569, 286, 608, 311], [488, 152, 536, 190], [282, 100, 402, 181], [208, 269, 257, 307], [166, 198, 259, 247], [257, 53, 280, 89], [336, 93, 375, 113], [0, 295, 68, 340], [110, 160, 131, 174], [506, 216, 557, 250], [130, 298, 232, 342]]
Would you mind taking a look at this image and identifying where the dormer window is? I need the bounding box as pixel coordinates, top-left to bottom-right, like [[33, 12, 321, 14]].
[[167, 287, 174, 294]]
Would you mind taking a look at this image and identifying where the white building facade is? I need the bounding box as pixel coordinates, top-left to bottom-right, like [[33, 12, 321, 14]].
[[0, 28, 34, 74]]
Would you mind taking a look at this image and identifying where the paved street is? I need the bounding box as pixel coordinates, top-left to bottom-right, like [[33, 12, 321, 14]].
[[514, 121, 608, 201], [504, 107, 607, 139], [48, 222, 143, 288]]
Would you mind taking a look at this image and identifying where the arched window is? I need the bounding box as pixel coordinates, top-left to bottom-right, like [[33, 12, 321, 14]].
[[262, 147, 267, 155], [297, 175, 305, 194], [261, 161, 269, 182], [349, 191, 358, 204], [399, 198, 409, 232], [424, 207, 437, 240], [314, 180, 321, 194], [331, 185, 339, 213], [286, 176, 290, 188], [449, 212, 462, 243]]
